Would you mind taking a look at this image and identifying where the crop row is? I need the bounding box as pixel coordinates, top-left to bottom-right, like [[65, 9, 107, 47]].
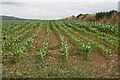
[[2, 20, 118, 61]]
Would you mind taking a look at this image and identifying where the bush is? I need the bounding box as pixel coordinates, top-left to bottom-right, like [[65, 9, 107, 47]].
[[95, 10, 118, 20]]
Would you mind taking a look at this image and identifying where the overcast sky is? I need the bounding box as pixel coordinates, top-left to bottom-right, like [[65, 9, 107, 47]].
[[1, 0, 119, 20]]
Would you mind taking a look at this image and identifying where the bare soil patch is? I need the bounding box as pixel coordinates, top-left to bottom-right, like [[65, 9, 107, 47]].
[[26, 24, 47, 57], [49, 30, 59, 47]]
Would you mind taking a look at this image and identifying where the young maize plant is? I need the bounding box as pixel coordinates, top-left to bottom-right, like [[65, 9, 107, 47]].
[[61, 21, 112, 59], [51, 22, 69, 58], [38, 23, 50, 61], [10, 24, 42, 62]]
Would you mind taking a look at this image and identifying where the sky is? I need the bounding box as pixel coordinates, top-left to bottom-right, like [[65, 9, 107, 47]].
[[0, 0, 119, 20]]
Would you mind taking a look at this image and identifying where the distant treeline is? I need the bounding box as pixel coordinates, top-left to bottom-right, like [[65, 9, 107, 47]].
[[65, 10, 119, 25], [95, 10, 118, 20]]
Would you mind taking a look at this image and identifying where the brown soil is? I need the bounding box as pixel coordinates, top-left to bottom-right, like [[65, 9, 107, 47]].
[[44, 28, 61, 65], [20, 27, 38, 43], [3, 24, 47, 77], [64, 35, 75, 47], [67, 51, 119, 78], [36, 24, 47, 47], [3, 27, 38, 62], [42, 29, 63, 78], [75, 30, 117, 51], [89, 52, 105, 67], [56, 24, 119, 77], [49, 30, 59, 47], [26, 24, 47, 57], [60, 29, 75, 47], [17, 24, 47, 77], [3, 23, 119, 78], [87, 52, 118, 77]]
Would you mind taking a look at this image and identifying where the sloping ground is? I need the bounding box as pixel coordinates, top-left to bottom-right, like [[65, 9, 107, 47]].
[[65, 10, 118, 25], [3, 24, 47, 77], [44, 29, 60, 66], [57, 25, 119, 78], [2, 21, 119, 78]]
